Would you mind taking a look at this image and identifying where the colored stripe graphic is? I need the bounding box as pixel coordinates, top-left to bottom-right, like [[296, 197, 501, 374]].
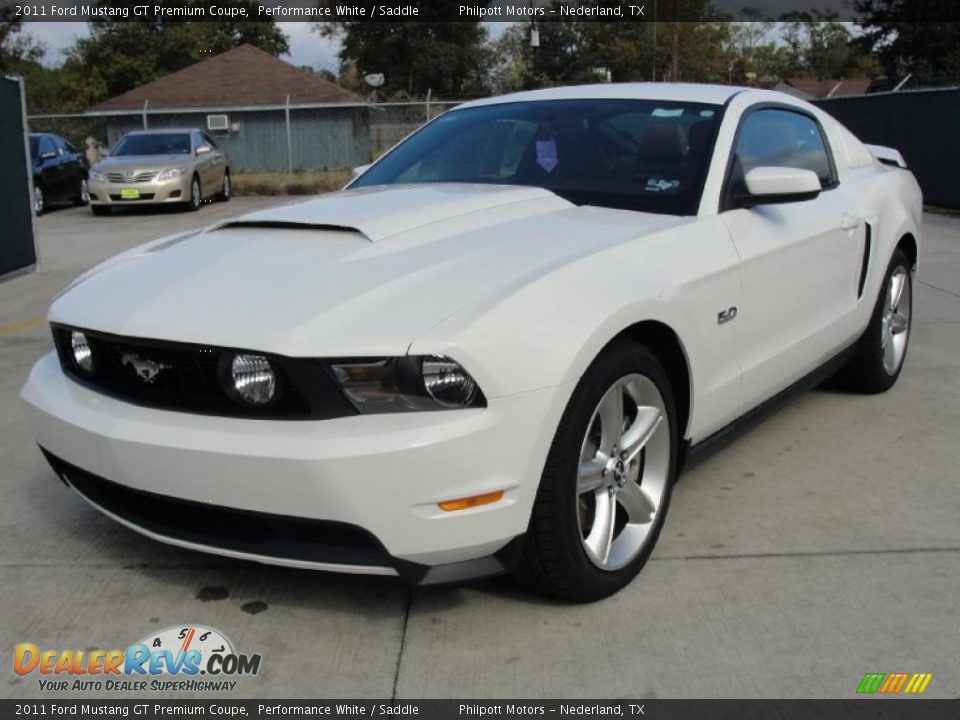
[[904, 673, 933, 694], [857, 673, 885, 694]]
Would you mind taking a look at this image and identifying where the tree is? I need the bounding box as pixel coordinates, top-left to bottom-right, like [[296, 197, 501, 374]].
[[314, 3, 490, 98], [0, 11, 45, 74], [67, 1, 289, 99], [493, 19, 597, 92], [780, 12, 881, 80], [853, 0, 960, 81]]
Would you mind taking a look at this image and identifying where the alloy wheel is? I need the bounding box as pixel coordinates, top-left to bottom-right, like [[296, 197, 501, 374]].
[[34, 185, 44, 215], [576, 373, 670, 570], [881, 266, 911, 375]]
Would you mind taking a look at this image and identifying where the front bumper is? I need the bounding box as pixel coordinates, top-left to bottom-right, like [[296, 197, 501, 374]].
[[21, 352, 570, 584], [88, 175, 191, 205]]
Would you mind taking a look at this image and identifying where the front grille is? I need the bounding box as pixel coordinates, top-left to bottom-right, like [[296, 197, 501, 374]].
[[41, 449, 392, 568], [109, 193, 155, 201], [51, 325, 356, 420], [107, 172, 158, 183]]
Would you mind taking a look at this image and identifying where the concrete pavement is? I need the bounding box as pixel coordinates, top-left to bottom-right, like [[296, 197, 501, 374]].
[[2, 201, 958, 699]]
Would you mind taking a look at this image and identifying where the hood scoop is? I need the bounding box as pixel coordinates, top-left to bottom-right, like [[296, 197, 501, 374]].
[[224, 184, 561, 243], [215, 220, 368, 238]]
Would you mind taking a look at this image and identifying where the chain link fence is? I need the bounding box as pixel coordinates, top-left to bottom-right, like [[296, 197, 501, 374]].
[[28, 100, 463, 174]]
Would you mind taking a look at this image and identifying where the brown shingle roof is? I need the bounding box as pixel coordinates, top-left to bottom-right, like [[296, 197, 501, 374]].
[[781, 77, 873, 99], [90, 44, 362, 112]]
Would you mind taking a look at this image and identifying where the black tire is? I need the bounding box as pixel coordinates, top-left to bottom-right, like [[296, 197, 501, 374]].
[[73, 177, 89, 206], [91, 205, 111, 216], [187, 175, 202, 211], [217, 169, 231, 202], [519, 338, 677, 602], [33, 182, 44, 216], [838, 248, 913, 394]]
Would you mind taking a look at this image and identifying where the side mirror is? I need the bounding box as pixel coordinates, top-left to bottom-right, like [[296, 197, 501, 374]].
[[736, 167, 821, 208], [196, 145, 211, 155]]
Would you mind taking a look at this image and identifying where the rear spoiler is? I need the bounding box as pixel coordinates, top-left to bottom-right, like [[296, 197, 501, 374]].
[[866, 144, 907, 169]]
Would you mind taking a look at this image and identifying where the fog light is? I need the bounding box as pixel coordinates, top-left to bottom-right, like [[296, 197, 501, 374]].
[[230, 354, 276, 405], [438, 490, 504, 512], [70, 331, 93, 374]]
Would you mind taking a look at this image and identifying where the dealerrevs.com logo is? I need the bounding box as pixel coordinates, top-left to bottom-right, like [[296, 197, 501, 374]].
[[856, 672, 933, 695], [13, 625, 261, 693]]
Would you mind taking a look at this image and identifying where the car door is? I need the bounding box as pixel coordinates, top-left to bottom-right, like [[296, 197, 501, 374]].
[[192, 131, 217, 196], [36, 136, 65, 196], [56, 136, 85, 199], [720, 107, 862, 413], [202, 132, 227, 191]]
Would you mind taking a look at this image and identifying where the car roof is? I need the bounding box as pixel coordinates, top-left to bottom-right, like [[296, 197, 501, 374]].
[[121, 129, 199, 135], [457, 83, 746, 110]]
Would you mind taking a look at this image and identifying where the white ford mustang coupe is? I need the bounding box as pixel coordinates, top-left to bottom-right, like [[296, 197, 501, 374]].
[[22, 84, 921, 601]]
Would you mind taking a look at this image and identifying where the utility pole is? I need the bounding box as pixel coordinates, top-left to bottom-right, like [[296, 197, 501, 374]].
[[671, 19, 679, 82], [651, 0, 658, 81]]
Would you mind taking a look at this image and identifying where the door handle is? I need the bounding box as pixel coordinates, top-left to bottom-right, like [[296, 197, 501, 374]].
[[840, 215, 862, 231]]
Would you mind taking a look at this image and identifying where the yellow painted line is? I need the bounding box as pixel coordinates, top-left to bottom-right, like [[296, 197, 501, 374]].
[[0, 317, 44, 337]]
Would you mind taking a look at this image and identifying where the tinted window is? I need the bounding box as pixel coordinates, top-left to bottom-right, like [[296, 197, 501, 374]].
[[731, 109, 834, 196], [112, 133, 191, 156], [39, 136, 56, 157], [353, 100, 723, 216], [29, 136, 39, 158]]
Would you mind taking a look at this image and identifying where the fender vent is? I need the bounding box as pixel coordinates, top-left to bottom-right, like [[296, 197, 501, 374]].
[[857, 222, 872, 299]]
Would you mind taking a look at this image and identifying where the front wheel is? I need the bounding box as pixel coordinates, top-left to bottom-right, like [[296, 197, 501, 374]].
[[217, 170, 231, 202], [520, 339, 677, 602], [187, 176, 202, 211], [839, 248, 913, 393]]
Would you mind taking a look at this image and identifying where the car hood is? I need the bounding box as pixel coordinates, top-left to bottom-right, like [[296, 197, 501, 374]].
[[94, 155, 192, 172], [50, 184, 687, 357]]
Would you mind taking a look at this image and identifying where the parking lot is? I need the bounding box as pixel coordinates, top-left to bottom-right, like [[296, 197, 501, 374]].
[[2, 200, 959, 699]]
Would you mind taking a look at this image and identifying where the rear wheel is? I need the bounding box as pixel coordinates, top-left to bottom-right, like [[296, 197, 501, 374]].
[[839, 248, 913, 393], [73, 177, 89, 206], [33, 182, 44, 216], [520, 339, 677, 602]]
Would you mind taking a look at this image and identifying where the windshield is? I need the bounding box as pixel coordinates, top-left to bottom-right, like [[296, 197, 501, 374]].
[[353, 99, 723, 215], [112, 133, 191, 156]]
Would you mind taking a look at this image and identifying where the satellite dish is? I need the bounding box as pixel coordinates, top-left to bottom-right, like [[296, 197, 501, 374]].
[[364, 73, 385, 88]]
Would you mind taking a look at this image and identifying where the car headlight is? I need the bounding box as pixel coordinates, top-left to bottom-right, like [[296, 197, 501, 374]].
[[331, 355, 484, 413], [157, 167, 187, 180], [228, 353, 277, 406], [89, 169, 105, 182], [70, 330, 94, 375]]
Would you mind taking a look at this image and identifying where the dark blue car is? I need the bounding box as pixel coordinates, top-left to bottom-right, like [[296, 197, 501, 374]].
[[30, 133, 88, 216]]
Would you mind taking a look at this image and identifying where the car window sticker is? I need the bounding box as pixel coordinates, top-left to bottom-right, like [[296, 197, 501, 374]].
[[536, 138, 559, 173]]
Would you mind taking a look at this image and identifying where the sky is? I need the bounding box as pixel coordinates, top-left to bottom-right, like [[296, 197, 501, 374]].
[[26, 21, 511, 72]]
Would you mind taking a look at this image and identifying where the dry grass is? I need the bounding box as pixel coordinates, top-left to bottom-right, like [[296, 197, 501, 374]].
[[232, 169, 351, 197]]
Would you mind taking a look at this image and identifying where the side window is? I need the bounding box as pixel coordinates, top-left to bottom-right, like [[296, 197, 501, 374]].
[[39, 136, 56, 158], [730, 108, 835, 198], [192, 131, 206, 151]]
